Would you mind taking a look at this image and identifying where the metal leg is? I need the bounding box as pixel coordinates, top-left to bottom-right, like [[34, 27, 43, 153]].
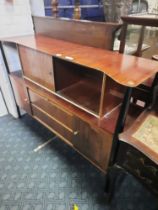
[[104, 87, 132, 199]]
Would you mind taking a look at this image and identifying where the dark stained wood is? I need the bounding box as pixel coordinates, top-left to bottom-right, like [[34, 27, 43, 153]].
[[3, 35, 158, 87], [121, 15, 158, 27], [119, 23, 128, 54], [134, 26, 145, 57], [18, 46, 55, 90], [10, 71, 31, 115], [120, 15, 158, 57], [32, 16, 121, 50]]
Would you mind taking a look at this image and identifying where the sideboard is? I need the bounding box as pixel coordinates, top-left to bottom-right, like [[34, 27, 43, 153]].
[[1, 18, 158, 173]]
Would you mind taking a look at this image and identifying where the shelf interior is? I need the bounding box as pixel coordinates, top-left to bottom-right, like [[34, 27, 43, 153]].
[[54, 57, 103, 116], [102, 77, 125, 117]]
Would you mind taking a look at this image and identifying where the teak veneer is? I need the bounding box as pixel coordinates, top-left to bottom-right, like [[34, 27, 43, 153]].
[[3, 35, 158, 87], [2, 21, 158, 172]]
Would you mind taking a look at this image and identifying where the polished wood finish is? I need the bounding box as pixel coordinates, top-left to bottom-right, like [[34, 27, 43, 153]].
[[3, 35, 158, 87], [19, 46, 55, 90], [10, 71, 31, 115], [54, 57, 103, 116], [24, 77, 119, 134], [29, 89, 74, 130], [74, 116, 113, 171], [8, 55, 146, 172], [26, 78, 117, 172], [3, 22, 158, 173], [32, 105, 74, 143], [32, 16, 121, 50]]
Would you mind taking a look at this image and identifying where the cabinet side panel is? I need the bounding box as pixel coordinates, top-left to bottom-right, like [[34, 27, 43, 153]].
[[10, 74, 31, 115]]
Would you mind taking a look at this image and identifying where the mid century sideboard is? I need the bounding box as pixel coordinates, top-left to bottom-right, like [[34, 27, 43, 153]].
[[1, 17, 158, 173]]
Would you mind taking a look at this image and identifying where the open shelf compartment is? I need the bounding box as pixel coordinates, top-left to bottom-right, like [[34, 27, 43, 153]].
[[53, 56, 125, 118]]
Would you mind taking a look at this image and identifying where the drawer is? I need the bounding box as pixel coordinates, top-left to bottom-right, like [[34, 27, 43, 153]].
[[29, 89, 73, 130], [32, 105, 74, 144]]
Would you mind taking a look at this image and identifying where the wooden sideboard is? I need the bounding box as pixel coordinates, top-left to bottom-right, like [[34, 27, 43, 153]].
[[1, 31, 158, 173]]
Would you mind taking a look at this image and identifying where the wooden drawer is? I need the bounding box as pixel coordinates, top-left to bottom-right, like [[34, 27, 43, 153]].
[[29, 89, 74, 130], [19, 46, 55, 90], [31, 105, 74, 144]]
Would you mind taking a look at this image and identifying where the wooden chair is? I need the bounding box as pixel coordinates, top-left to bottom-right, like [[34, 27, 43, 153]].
[[104, 77, 158, 200], [119, 15, 158, 107], [104, 15, 158, 199]]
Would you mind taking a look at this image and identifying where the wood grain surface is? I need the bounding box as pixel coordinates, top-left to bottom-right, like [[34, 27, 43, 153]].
[[2, 35, 158, 87]]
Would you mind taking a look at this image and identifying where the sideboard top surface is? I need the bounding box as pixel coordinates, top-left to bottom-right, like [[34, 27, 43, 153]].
[[2, 34, 158, 87]]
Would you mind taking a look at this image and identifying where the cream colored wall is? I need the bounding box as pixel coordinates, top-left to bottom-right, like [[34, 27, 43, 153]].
[[0, 0, 34, 118], [0, 0, 34, 38], [0, 89, 8, 117], [30, 0, 45, 16], [148, 0, 158, 13]]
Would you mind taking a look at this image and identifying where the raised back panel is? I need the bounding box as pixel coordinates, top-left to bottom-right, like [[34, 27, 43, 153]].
[[32, 16, 121, 50]]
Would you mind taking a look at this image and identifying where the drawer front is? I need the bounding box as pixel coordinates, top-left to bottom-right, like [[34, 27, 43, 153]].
[[32, 105, 74, 144], [19, 46, 54, 90], [29, 89, 74, 130]]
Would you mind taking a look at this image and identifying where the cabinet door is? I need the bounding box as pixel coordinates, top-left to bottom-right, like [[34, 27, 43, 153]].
[[73, 117, 112, 171], [19, 46, 55, 91], [10, 73, 31, 115]]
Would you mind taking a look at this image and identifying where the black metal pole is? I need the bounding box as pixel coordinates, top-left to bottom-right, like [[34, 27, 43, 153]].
[[109, 87, 133, 167], [104, 87, 132, 198]]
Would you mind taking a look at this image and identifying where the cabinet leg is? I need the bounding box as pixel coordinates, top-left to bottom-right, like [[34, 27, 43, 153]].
[[104, 166, 127, 202]]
